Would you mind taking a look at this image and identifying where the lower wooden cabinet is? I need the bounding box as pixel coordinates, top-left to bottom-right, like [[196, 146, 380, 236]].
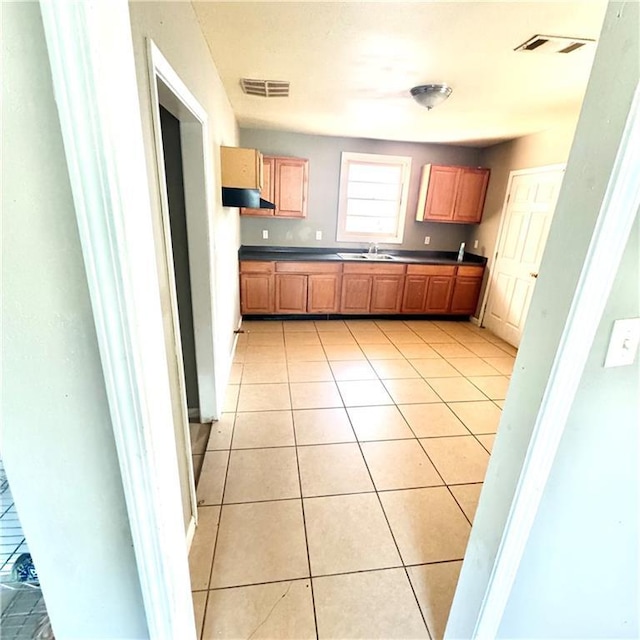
[[371, 275, 404, 313], [308, 274, 342, 313], [340, 264, 405, 314], [272, 262, 341, 314], [450, 266, 485, 315], [240, 259, 484, 317], [401, 265, 455, 314], [340, 275, 372, 314], [275, 274, 307, 313], [240, 273, 274, 313]]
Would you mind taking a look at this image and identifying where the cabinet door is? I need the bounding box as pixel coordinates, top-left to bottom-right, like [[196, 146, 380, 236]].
[[401, 276, 428, 313], [240, 273, 274, 314], [240, 156, 275, 216], [275, 274, 308, 313], [308, 274, 341, 313], [274, 158, 309, 218], [424, 276, 454, 313], [450, 277, 483, 314], [370, 275, 404, 314], [340, 275, 372, 314], [454, 168, 490, 223], [424, 166, 460, 221]]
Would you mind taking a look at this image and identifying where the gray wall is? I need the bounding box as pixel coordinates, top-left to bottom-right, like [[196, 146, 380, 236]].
[[447, 2, 639, 637], [2, 4, 148, 638], [239, 129, 481, 252]]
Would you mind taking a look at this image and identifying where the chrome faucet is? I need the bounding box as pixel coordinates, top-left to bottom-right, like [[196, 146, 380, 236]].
[[368, 242, 379, 255]]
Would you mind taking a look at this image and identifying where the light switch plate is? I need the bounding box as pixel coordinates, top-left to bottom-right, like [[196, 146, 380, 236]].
[[474, 240, 479, 249], [604, 318, 640, 368], [315, 230, 322, 240], [262, 229, 269, 240], [424, 236, 431, 245]]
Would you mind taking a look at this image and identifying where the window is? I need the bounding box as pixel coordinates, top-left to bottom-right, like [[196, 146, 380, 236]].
[[336, 152, 412, 244]]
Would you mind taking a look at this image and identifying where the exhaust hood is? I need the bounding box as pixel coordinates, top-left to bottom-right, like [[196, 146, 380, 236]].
[[222, 187, 275, 209]]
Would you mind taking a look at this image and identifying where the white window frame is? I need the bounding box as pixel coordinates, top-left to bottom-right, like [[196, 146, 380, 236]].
[[336, 152, 412, 244]]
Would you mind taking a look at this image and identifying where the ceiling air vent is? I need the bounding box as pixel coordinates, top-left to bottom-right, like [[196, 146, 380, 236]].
[[515, 34, 595, 54], [240, 78, 290, 97]]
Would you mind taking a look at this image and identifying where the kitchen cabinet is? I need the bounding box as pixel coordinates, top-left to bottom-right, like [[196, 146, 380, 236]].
[[273, 262, 341, 314], [239, 257, 484, 317], [416, 164, 489, 224], [450, 265, 485, 314], [239, 261, 274, 314], [340, 264, 405, 314], [241, 156, 309, 218], [221, 146, 263, 189], [401, 265, 455, 313]]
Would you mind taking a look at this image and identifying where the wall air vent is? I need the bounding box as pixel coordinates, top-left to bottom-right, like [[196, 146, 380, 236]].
[[240, 78, 290, 97], [515, 34, 595, 54]]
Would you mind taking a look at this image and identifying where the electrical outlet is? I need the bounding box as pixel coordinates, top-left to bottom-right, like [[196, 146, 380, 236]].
[[262, 229, 269, 240], [474, 240, 479, 249], [424, 236, 431, 245], [315, 230, 323, 240]]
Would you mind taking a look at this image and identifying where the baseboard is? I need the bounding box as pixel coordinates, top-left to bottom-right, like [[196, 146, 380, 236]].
[[469, 316, 481, 327]]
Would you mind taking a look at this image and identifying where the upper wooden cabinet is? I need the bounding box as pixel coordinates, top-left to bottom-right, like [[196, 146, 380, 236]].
[[241, 156, 309, 218], [416, 164, 490, 224], [220, 146, 263, 189]]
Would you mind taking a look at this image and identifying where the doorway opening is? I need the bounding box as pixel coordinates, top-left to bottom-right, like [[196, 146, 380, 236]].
[[148, 41, 220, 542]]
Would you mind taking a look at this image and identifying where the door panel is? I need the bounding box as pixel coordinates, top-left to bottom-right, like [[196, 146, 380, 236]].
[[308, 274, 341, 313], [370, 276, 404, 313], [425, 276, 454, 313], [340, 275, 372, 314], [485, 168, 564, 346], [402, 276, 428, 313], [275, 274, 307, 313], [424, 166, 460, 221], [275, 159, 308, 218]]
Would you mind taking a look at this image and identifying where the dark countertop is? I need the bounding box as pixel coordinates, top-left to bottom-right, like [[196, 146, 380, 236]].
[[239, 245, 487, 267]]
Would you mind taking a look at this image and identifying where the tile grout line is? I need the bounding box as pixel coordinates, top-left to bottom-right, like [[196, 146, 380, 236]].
[[287, 363, 320, 640], [332, 370, 434, 640], [200, 411, 238, 639]]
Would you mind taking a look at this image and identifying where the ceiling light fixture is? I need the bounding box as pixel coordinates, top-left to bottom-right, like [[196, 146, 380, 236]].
[[410, 84, 453, 110]]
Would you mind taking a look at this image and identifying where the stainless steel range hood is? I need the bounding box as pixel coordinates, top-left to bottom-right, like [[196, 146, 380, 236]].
[[221, 187, 275, 209]]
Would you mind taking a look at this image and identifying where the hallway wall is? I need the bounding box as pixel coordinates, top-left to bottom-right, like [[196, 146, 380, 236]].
[[2, 4, 148, 638]]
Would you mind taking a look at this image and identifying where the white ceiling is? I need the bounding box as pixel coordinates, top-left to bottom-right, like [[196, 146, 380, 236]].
[[193, 1, 607, 147]]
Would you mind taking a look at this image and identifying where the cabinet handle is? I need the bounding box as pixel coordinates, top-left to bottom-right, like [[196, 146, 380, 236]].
[[530, 272, 539, 278]]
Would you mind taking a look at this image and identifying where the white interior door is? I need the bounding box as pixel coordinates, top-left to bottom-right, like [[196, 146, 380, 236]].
[[484, 167, 565, 346]]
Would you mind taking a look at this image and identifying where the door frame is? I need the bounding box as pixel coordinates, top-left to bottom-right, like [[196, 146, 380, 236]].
[[147, 39, 223, 543], [148, 40, 219, 425], [478, 163, 566, 332]]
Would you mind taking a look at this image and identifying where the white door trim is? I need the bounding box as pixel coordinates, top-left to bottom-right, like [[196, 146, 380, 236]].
[[478, 163, 566, 328], [472, 85, 640, 637], [40, 2, 196, 638]]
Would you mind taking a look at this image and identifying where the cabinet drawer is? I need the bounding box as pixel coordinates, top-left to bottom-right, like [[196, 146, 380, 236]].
[[240, 261, 274, 274], [406, 264, 456, 276], [342, 263, 406, 275], [275, 261, 342, 274], [457, 265, 484, 277]]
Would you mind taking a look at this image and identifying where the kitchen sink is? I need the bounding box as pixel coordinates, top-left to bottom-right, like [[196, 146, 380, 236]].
[[337, 253, 397, 261]]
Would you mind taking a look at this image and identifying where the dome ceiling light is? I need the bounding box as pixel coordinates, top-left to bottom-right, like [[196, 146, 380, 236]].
[[410, 84, 453, 110]]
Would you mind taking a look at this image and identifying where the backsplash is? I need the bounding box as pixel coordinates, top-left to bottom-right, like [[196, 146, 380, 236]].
[[239, 129, 481, 252]]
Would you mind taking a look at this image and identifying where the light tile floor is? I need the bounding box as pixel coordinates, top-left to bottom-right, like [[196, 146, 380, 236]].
[[189, 319, 515, 640]]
